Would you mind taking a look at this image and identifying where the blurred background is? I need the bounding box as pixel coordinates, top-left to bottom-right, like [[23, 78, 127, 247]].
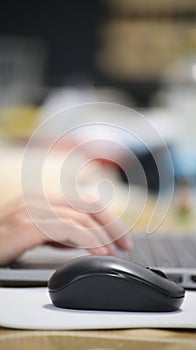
[[1, 0, 196, 105], [1, 0, 196, 230]]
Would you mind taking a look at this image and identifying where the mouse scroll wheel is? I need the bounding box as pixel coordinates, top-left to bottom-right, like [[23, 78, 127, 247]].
[[146, 267, 168, 279]]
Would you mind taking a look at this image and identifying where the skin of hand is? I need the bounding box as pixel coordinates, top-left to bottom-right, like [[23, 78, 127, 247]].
[[0, 195, 132, 266]]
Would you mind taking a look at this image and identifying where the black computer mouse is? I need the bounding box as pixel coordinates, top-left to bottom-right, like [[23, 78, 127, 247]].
[[48, 255, 185, 312]]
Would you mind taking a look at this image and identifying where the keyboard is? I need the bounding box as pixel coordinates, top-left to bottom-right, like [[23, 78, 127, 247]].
[[121, 233, 196, 268]]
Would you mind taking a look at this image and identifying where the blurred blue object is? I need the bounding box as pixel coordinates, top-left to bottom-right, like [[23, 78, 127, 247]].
[[171, 146, 196, 181]]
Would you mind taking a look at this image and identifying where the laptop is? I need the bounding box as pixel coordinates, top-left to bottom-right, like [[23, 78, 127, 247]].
[[120, 232, 196, 290], [0, 232, 196, 289]]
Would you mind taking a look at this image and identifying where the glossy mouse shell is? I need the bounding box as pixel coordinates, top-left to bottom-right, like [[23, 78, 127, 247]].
[[48, 255, 185, 312]]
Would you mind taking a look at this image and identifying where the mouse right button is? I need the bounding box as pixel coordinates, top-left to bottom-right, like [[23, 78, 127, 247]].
[[147, 268, 168, 279]]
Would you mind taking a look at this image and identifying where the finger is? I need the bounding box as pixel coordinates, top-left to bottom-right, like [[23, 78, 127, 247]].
[[53, 206, 122, 252], [22, 195, 132, 252], [50, 200, 133, 251], [38, 217, 107, 249], [41, 214, 120, 257], [87, 246, 110, 255], [59, 194, 133, 251], [91, 208, 133, 250]]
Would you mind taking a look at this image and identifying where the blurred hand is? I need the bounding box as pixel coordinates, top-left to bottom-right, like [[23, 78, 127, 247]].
[[0, 195, 132, 266]]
